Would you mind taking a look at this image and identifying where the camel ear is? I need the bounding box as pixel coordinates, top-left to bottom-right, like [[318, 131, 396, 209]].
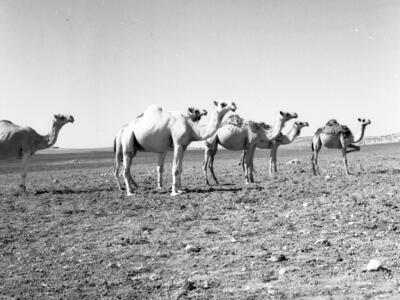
[[357, 118, 362, 122], [213, 101, 218, 106], [280, 111, 285, 116], [202, 110, 208, 116], [188, 107, 194, 113]]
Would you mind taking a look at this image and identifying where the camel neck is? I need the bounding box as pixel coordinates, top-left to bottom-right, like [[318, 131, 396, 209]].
[[353, 125, 366, 143], [267, 116, 285, 140], [280, 127, 301, 145], [37, 122, 62, 150], [190, 111, 223, 141]]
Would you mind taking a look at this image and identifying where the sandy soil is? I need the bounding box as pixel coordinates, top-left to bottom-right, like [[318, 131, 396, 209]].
[[1, 144, 400, 299]]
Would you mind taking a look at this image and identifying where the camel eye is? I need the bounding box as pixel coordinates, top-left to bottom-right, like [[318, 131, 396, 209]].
[[195, 110, 199, 114], [61, 116, 65, 120], [221, 103, 227, 108]]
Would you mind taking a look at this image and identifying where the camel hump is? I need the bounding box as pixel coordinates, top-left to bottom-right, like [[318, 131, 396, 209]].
[[325, 119, 338, 126], [226, 114, 244, 127], [143, 105, 163, 115], [322, 120, 352, 137]]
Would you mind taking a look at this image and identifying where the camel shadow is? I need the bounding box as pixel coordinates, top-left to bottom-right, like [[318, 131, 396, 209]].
[[187, 186, 242, 194], [34, 186, 115, 195]]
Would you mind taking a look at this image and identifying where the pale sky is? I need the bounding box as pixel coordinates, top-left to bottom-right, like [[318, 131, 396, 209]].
[[0, 0, 399, 148]]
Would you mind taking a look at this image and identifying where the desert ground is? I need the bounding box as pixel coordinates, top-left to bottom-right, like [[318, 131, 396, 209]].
[[1, 143, 400, 299]]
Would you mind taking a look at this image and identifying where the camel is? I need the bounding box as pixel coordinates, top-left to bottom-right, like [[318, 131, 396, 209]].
[[115, 101, 236, 196], [238, 121, 309, 174], [113, 106, 208, 191], [311, 118, 371, 175], [0, 114, 75, 192], [203, 111, 298, 185]]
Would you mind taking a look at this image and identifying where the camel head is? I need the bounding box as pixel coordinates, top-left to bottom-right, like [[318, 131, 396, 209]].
[[357, 118, 371, 127], [293, 121, 309, 130], [279, 111, 298, 122], [53, 114, 75, 128], [187, 107, 207, 123], [213, 101, 237, 116]]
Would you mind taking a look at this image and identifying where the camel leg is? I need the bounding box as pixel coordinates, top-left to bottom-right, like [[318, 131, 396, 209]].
[[339, 134, 350, 175], [269, 143, 279, 175], [244, 146, 256, 184], [19, 153, 31, 192], [114, 150, 124, 191], [203, 149, 212, 185], [341, 147, 351, 175], [311, 138, 322, 176], [171, 145, 184, 196], [238, 150, 246, 172], [157, 152, 167, 189], [208, 152, 220, 185], [122, 151, 137, 196], [346, 144, 360, 154], [176, 146, 187, 191]]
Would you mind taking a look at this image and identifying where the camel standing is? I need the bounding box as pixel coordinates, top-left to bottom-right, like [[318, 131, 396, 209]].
[[238, 121, 309, 174], [0, 114, 75, 192], [203, 111, 298, 185], [116, 101, 236, 196], [113, 107, 207, 191], [311, 118, 371, 175]]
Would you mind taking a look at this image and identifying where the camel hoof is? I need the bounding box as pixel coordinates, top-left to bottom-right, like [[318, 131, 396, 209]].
[[126, 191, 134, 197], [156, 186, 162, 190]]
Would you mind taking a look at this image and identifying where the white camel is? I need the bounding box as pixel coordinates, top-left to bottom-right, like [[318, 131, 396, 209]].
[[115, 101, 236, 196], [311, 118, 371, 175], [113, 106, 207, 190], [238, 121, 309, 174], [203, 111, 298, 185], [0, 114, 75, 192]]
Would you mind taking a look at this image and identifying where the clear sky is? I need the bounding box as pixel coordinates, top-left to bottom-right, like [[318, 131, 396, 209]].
[[0, 0, 399, 148]]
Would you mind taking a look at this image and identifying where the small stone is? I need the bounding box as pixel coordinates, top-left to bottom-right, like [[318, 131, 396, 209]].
[[185, 244, 201, 253], [363, 259, 384, 272], [149, 274, 160, 281], [324, 175, 331, 181], [182, 280, 196, 291], [203, 281, 209, 289], [278, 268, 287, 276], [269, 254, 287, 262], [351, 192, 363, 202], [315, 239, 331, 246], [230, 237, 237, 243], [53, 179, 59, 184], [108, 262, 120, 269], [303, 202, 308, 208], [286, 159, 300, 165]]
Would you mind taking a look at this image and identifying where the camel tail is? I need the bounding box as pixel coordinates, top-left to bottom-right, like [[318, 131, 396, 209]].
[[113, 137, 116, 153]]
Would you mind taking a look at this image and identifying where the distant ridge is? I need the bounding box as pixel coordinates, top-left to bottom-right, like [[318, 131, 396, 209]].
[[359, 133, 400, 145]]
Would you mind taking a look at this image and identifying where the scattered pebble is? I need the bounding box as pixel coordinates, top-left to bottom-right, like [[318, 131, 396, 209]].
[[107, 262, 120, 269], [278, 268, 287, 276], [149, 274, 160, 281], [230, 237, 237, 243], [315, 239, 331, 246], [269, 254, 287, 262], [351, 192, 363, 202], [203, 281, 210, 289], [324, 175, 331, 181], [362, 259, 386, 272], [185, 244, 201, 253], [53, 179, 59, 184], [286, 159, 300, 165]]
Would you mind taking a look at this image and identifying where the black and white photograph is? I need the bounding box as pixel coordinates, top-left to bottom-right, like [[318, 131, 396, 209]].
[[1, 0, 400, 298]]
